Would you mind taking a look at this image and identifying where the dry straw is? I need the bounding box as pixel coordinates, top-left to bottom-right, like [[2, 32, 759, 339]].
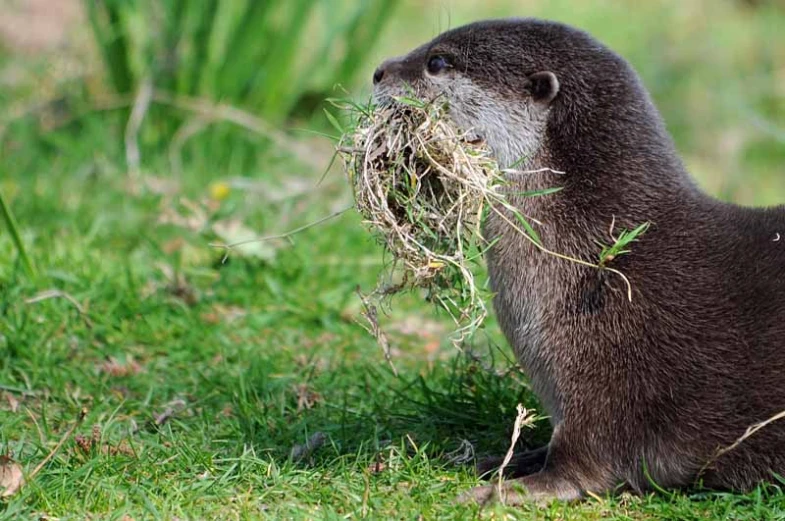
[[338, 97, 515, 344]]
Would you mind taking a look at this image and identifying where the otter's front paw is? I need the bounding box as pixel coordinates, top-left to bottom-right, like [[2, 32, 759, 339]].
[[459, 473, 582, 507], [458, 479, 535, 507]]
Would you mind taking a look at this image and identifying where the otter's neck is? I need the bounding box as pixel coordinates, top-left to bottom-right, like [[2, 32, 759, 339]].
[[504, 91, 700, 234]]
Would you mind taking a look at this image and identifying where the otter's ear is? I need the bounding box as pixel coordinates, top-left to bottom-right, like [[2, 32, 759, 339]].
[[527, 71, 559, 105]]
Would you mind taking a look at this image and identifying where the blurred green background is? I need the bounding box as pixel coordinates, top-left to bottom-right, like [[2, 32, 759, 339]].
[[0, 0, 784, 518], [2, 0, 784, 205]]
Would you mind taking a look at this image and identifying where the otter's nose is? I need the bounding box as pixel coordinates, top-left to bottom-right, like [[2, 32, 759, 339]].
[[372, 66, 385, 85], [373, 59, 400, 85]]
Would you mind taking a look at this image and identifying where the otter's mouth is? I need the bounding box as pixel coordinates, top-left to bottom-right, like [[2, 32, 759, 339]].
[[461, 130, 485, 146]]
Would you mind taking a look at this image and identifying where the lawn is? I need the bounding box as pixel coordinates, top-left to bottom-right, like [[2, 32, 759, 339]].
[[1, 0, 784, 519]]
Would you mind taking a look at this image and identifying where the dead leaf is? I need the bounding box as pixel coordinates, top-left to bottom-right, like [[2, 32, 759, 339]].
[[74, 426, 134, 458], [161, 238, 186, 255], [74, 425, 98, 454], [3, 393, 20, 413], [294, 384, 322, 412], [0, 455, 24, 497], [200, 304, 247, 325], [367, 460, 387, 474], [98, 356, 143, 378], [220, 404, 234, 418]]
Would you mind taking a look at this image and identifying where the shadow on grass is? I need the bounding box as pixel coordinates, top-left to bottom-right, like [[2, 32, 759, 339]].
[[228, 347, 552, 472]]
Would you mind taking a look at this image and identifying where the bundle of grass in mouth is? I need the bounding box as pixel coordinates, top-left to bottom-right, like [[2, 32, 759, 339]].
[[338, 97, 511, 344]]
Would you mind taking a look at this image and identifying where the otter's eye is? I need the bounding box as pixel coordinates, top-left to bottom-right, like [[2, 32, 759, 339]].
[[426, 55, 451, 75]]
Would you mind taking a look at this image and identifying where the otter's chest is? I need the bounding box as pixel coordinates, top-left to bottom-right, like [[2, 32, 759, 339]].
[[486, 251, 545, 352], [484, 215, 570, 423], [483, 209, 566, 350]]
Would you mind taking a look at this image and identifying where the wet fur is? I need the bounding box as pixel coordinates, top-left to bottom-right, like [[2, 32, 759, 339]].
[[373, 18, 785, 502]]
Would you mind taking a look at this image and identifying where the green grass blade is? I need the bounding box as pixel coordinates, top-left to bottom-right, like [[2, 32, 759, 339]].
[[157, 0, 188, 91], [189, 0, 219, 96], [256, 0, 319, 119], [513, 187, 564, 197], [0, 189, 36, 280], [199, 1, 246, 98], [598, 221, 650, 265], [216, 1, 275, 101], [511, 208, 542, 246], [323, 109, 345, 135], [83, 0, 398, 132], [174, 0, 219, 95], [83, 0, 134, 94]]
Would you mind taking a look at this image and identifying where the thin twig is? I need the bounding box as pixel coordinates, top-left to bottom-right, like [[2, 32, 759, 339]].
[[502, 167, 566, 176], [25, 290, 93, 329], [210, 207, 353, 263], [28, 408, 88, 481], [698, 409, 785, 478], [0, 189, 37, 280], [497, 405, 533, 504], [356, 287, 399, 377]]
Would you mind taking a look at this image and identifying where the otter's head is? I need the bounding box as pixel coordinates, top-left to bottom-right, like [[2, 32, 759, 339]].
[[372, 20, 569, 169], [372, 19, 665, 176]]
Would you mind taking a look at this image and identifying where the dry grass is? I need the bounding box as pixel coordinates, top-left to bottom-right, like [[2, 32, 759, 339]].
[[497, 404, 537, 503], [339, 98, 510, 343]]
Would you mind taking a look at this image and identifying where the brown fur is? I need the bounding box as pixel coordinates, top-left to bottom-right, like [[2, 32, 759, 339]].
[[372, 18, 785, 504]]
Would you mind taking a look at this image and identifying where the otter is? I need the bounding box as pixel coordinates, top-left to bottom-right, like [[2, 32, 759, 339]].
[[371, 19, 785, 504]]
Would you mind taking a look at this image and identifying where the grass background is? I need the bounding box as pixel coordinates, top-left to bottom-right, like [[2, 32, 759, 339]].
[[1, 0, 784, 518]]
